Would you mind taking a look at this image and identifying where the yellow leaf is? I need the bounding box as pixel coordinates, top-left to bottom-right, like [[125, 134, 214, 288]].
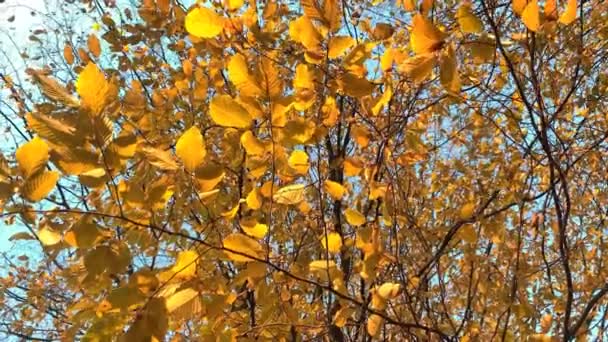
[[185, 7, 224, 38], [522, 0, 540, 32], [371, 85, 392, 116], [457, 4, 483, 33], [367, 314, 383, 337], [38, 226, 61, 246], [241, 131, 266, 156], [288, 150, 309, 174], [345, 208, 366, 226], [460, 224, 477, 243], [352, 125, 371, 148], [195, 163, 225, 191], [399, 53, 436, 82], [228, 54, 263, 97], [223, 233, 264, 262], [289, 16, 322, 51], [273, 183, 306, 205], [16, 136, 49, 178], [440, 45, 460, 93], [79, 168, 107, 189], [224, 0, 244, 10], [241, 219, 268, 239], [170, 250, 199, 279], [64, 220, 100, 248], [333, 307, 355, 328], [309, 259, 337, 272], [545, 0, 558, 20], [410, 14, 445, 55], [165, 288, 199, 313], [344, 157, 363, 177], [222, 203, 240, 219], [369, 182, 387, 200], [87, 34, 101, 58], [22, 171, 59, 202], [337, 73, 374, 98], [209, 95, 252, 128], [512, 0, 527, 15], [320, 232, 342, 253], [328, 36, 355, 59], [141, 146, 179, 171], [460, 202, 476, 219], [402, 0, 416, 11], [176, 126, 206, 172], [76, 62, 111, 115], [324, 180, 346, 200], [246, 188, 262, 210], [377, 283, 401, 299], [559, 0, 577, 25], [380, 47, 394, 71]]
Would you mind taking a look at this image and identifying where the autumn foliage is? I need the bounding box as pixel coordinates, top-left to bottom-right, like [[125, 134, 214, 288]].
[[0, 0, 606, 340]]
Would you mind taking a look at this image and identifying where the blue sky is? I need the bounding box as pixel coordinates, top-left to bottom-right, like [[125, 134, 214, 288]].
[[0, 0, 47, 254]]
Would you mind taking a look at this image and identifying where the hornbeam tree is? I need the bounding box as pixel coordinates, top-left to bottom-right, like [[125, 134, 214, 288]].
[[1, 0, 607, 340]]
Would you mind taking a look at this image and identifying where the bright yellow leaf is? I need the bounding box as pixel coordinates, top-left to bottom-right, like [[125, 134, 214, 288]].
[[16, 136, 49, 178], [460, 202, 476, 219], [377, 283, 401, 299], [228, 54, 263, 97], [512, 0, 527, 15], [288, 150, 310, 174], [320, 232, 342, 253], [345, 208, 366, 226], [328, 36, 355, 59], [522, 0, 540, 32], [324, 180, 346, 200], [38, 226, 62, 246], [76, 62, 111, 115], [559, 0, 577, 25], [176, 126, 206, 172], [209, 95, 252, 128], [545, 0, 558, 20], [185, 7, 224, 38], [170, 250, 199, 279], [22, 170, 59, 202], [410, 14, 445, 55], [241, 219, 268, 239], [289, 16, 322, 51], [246, 188, 262, 210], [241, 131, 266, 156]]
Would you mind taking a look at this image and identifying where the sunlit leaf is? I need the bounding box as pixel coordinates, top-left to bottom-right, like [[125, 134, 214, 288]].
[[320, 232, 342, 253], [223, 233, 264, 262], [559, 0, 577, 25], [522, 0, 540, 32], [209, 95, 252, 128], [176, 126, 206, 172], [16, 136, 49, 178], [22, 170, 59, 202], [185, 7, 224, 38]]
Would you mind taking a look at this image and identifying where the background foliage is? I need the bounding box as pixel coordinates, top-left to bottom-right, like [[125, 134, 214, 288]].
[[1, 0, 608, 340]]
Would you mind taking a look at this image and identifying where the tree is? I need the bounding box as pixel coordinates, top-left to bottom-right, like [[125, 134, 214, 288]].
[[1, 0, 607, 340]]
